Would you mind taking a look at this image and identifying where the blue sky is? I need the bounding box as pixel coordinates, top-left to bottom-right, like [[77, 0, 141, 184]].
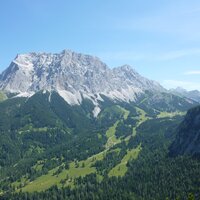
[[1, 0, 200, 90]]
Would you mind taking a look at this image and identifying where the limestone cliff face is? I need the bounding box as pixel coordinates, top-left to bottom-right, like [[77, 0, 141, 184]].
[[0, 50, 164, 106]]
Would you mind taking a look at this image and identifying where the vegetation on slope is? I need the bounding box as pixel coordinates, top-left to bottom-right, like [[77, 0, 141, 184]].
[[0, 92, 199, 200]]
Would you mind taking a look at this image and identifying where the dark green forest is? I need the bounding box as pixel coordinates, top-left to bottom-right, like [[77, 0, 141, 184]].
[[0, 91, 199, 200]]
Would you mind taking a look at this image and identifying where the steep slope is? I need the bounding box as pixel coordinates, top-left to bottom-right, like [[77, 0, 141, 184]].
[[1, 50, 198, 118], [0, 91, 105, 173], [137, 90, 196, 114], [0, 50, 164, 108], [0, 49, 200, 199], [169, 105, 200, 157]]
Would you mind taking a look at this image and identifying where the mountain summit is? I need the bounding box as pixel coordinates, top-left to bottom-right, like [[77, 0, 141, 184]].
[[0, 50, 164, 109]]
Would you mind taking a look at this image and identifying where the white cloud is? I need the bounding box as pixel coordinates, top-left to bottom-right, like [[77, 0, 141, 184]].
[[162, 80, 200, 91], [184, 70, 200, 75]]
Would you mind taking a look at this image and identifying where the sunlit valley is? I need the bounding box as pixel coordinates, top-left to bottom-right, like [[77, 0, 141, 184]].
[[1, 1, 200, 200]]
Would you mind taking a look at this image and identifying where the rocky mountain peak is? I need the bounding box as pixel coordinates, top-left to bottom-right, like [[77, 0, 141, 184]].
[[0, 50, 165, 116]]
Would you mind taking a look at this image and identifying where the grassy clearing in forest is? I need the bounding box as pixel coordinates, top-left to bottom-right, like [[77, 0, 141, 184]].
[[21, 151, 105, 192], [157, 111, 185, 118], [19, 106, 146, 192], [108, 144, 142, 177]]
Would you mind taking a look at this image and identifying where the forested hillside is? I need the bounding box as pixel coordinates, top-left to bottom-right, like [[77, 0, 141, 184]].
[[170, 105, 200, 157], [0, 91, 199, 200]]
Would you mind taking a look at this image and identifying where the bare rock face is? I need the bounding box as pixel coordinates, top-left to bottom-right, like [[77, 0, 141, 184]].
[[0, 50, 164, 116]]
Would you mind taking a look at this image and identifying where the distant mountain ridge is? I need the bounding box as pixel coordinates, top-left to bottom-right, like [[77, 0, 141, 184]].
[[170, 87, 200, 103]]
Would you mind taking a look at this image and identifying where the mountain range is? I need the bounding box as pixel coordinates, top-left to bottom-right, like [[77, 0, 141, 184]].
[[0, 50, 199, 200], [0, 50, 163, 100], [0, 50, 197, 116]]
